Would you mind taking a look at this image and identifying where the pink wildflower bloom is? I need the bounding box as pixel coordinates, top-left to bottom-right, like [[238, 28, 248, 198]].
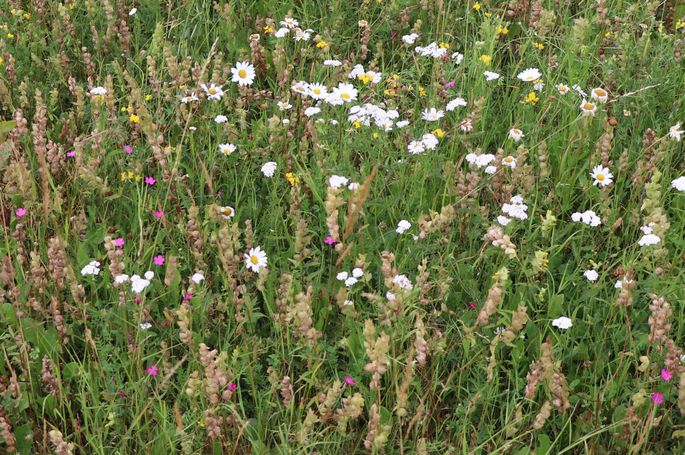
[[227, 383, 237, 391], [182, 293, 193, 302], [66, 150, 75, 158], [468, 302, 476, 310], [661, 369, 672, 382], [15, 208, 26, 217], [145, 176, 156, 185], [123, 145, 133, 154], [134, 297, 142, 304], [153, 255, 165, 266], [651, 392, 664, 405], [145, 364, 158, 377], [324, 235, 335, 245], [154, 210, 164, 218], [119, 390, 126, 398], [344, 375, 356, 385], [444, 80, 456, 88], [113, 237, 125, 247]]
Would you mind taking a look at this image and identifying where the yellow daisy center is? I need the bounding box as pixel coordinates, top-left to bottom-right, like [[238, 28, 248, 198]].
[[208, 88, 217, 95], [341, 93, 350, 99], [504, 156, 514, 163], [238, 69, 247, 78], [596, 173, 605, 181], [594, 89, 606, 97], [313, 88, 321, 94], [583, 103, 595, 110], [250, 255, 259, 265]]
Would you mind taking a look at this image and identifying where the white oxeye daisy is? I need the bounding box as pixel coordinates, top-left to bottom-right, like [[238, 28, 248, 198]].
[[672, 176, 685, 191], [219, 143, 237, 156], [552, 316, 572, 330], [304, 107, 321, 117], [583, 269, 599, 282], [274, 27, 289, 38], [330, 83, 358, 104], [590, 87, 608, 103], [219, 206, 235, 219], [396, 220, 411, 234], [483, 71, 500, 81], [580, 100, 597, 116], [421, 108, 444, 122], [201, 83, 224, 101], [261, 162, 277, 177], [517, 67, 541, 82], [306, 83, 328, 100], [329, 175, 349, 188], [556, 83, 570, 95], [181, 92, 199, 104], [231, 61, 256, 86], [293, 28, 313, 42], [502, 155, 517, 169], [244, 246, 267, 273], [214, 115, 228, 123], [277, 101, 292, 111], [669, 123, 683, 142], [407, 140, 425, 155], [508, 128, 524, 142], [452, 52, 464, 64], [590, 165, 613, 187], [280, 17, 299, 28]]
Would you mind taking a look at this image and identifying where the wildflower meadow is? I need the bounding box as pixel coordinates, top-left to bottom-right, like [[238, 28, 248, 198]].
[[2, 1, 685, 453]]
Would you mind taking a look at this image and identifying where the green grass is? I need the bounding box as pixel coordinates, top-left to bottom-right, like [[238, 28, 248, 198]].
[[1, 0, 685, 453]]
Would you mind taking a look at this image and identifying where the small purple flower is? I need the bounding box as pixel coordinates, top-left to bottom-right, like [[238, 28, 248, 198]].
[[652, 392, 664, 405], [344, 375, 356, 385], [444, 80, 456, 88], [324, 235, 335, 246], [146, 364, 158, 377], [123, 145, 133, 154], [145, 176, 156, 185], [227, 383, 237, 391], [113, 237, 125, 247], [66, 150, 76, 158]]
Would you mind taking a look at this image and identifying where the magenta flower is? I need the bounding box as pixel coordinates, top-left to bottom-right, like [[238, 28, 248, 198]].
[[182, 293, 193, 302], [123, 145, 133, 154], [651, 392, 664, 405], [227, 383, 237, 391], [134, 297, 142, 304], [154, 210, 164, 219], [468, 302, 476, 310], [444, 80, 456, 88], [324, 235, 335, 246], [344, 375, 356, 385], [661, 369, 672, 382], [145, 176, 156, 185], [113, 237, 125, 247], [153, 255, 165, 266], [119, 390, 127, 398], [145, 364, 158, 377], [15, 208, 26, 217], [66, 150, 76, 158]]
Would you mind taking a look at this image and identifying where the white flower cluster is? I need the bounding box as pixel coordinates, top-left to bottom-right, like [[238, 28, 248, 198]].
[[571, 210, 601, 227], [337, 268, 364, 287]]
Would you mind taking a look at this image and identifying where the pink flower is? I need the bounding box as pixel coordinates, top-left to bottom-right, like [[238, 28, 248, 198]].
[[324, 235, 335, 246], [227, 383, 237, 391], [182, 293, 193, 302], [468, 302, 476, 310], [15, 208, 26, 217], [145, 176, 156, 185], [145, 364, 158, 377], [119, 390, 127, 398], [123, 145, 133, 154], [66, 150, 75, 158], [444, 80, 456, 88], [651, 392, 664, 405], [154, 210, 164, 219], [113, 237, 125, 247], [343, 375, 356, 385], [661, 369, 672, 382], [153, 255, 165, 266], [134, 297, 142, 304]]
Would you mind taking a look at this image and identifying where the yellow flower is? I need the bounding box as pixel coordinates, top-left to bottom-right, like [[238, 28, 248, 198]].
[[472, 2, 481, 10], [496, 25, 509, 37], [534, 42, 545, 50], [22, 13, 31, 20], [353, 120, 361, 129], [316, 40, 329, 49], [418, 86, 426, 97], [129, 114, 140, 123], [285, 172, 300, 186], [372, 132, 379, 139], [358, 73, 373, 85], [120, 106, 128, 112], [145, 94, 152, 101], [263, 25, 274, 34], [0, 57, 3, 66], [7, 33, 14, 39], [484, 12, 492, 17], [439, 42, 450, 49], [128, 171, 135, 180], [524, 91, 539, 105], [479, 54, 492, 65], [676, 20, 685, 30], [432, 128, 446, 139], [120, 172, 127, 182]]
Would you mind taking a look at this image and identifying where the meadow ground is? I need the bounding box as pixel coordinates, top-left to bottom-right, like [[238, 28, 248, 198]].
[[1, 0, 685, 453]]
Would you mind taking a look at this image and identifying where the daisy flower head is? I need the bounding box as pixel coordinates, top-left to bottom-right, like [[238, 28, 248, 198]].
[[219, 206, 235, 220], [280, 17, 299, 28], [517, 67, 541, 82], [421, 108, 444, 122], [219, 143, 237, 156], [590, 165, 613, 187], [329, 82, 358, 104], [421, 133, 439, 150], [231, 61, 256, 86], [201, 83, 224, 101], [407, 140, 425, 155], [556, 83, 570, 95], [306, 83, 328, 100], [671, 176, 685, 191], [669, 123, 683, 141], [244, 246, 268, 273], [580, 100, 597, 117], [508, 128, 524, 142], [590, 87, 608, 103], [501, 155, 517, 169]]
